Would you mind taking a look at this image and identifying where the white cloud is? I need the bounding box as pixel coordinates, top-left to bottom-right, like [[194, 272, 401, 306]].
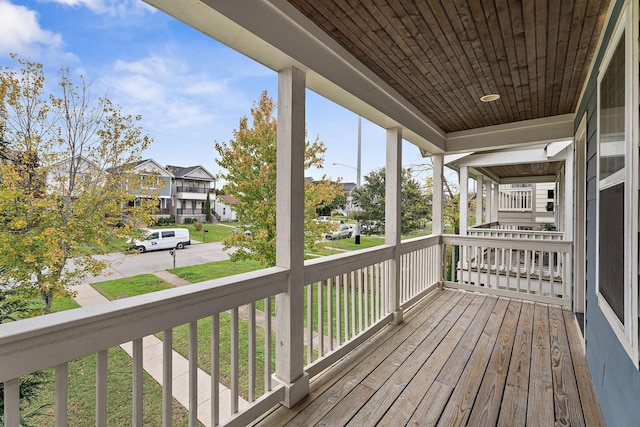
[[42, 0, 154, 17], [0, 1, 63, 56]]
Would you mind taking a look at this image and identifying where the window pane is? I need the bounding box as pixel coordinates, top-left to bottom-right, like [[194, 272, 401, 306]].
[[599, 182, 625, 324], [599, 35, 625, 181]]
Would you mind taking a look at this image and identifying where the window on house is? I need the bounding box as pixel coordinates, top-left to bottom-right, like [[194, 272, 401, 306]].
[[596, 2, 638, 366]]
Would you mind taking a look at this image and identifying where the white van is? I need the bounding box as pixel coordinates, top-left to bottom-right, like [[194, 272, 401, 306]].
[[131, 228, 191, 253]]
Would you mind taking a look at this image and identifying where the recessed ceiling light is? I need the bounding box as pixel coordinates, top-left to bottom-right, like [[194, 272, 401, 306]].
[[480, 94, 500, 102]]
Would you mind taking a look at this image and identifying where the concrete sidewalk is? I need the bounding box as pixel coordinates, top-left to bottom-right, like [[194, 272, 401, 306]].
[[74, 282, 247, 426]]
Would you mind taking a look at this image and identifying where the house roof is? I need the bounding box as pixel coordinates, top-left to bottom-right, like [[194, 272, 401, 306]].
[[146, 0, 611, 156], [166, 165, 216, 181], [217, 194, 240, 205], [341, 182, 357, 192]]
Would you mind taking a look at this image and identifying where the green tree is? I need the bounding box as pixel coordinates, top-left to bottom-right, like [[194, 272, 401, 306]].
[[351, 167, 430, 235], [214, 91, 343, 266], [205, 191, 212, 223], [0, 56, 156, 313]]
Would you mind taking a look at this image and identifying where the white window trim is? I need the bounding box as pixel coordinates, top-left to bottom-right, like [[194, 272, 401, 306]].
[[595, 0, 639, 367]]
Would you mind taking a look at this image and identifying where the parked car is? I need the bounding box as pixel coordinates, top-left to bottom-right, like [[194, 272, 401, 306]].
[[130, 228, 191, 253], [325, 224, 354, 240]]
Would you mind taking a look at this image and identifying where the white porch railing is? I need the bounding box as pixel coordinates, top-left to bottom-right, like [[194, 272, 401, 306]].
[[442, 235, 572, 308], [0, 233, 570, 426], [498, 187, 533, 211], [468, 226, 564, 240]]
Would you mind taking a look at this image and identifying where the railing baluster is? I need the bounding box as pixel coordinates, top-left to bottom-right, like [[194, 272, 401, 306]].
[[132, 338, 143, 427], [212, 313, 219, 426], [351, 271, 356, 338], [96, 350, 108, 427], [364, 265, 370, 328], [230, 308, 239, 414], [249, 302, 256, 402], [263, 298, 271, 393], [4, 378, 20, 427], [322, 279, 327, 354], [307, 284, 313, 364], [344, 273, 349, 341], [526, 250, 532, 293], [163, 329, 172, 427], [549, 251, 555, 296], [336, 274, 341, 345], [189, 321, 198, 426], [55, 363, 68, 427], [358, 269, 363, 333]]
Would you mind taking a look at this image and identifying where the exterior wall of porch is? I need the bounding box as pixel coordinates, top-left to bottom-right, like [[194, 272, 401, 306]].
[[576, 0, 640, 425]]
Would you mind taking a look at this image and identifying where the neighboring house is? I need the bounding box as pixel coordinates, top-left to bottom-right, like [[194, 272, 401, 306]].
[[166, 165, 216, 223], [214, 194, 239, 222], [127, 159, 173, 217], [46, 155, 104, 196], [340, 182, 357, 216]]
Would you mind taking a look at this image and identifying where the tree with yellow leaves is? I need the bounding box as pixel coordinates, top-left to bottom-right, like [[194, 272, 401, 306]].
[[214, 91, 343, 266], [0, 56, 157, 313]]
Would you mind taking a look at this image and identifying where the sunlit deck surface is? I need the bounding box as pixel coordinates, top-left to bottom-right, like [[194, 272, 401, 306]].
[[255, 288, 604, 426]]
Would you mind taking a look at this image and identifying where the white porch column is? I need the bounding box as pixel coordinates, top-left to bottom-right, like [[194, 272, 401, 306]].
[[564, 150, 573, 239], [476, 175, 484, 225], [432, 154, 444, 283], [386, 127, 403, 324], [459, 166, 468, 235], [492, 182, 499, 222], [275, 66, 309, 407], [486, 181, 493, 223]]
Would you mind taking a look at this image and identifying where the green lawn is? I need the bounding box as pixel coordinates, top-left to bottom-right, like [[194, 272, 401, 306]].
[[92, 274, 173, 300], [26, 297, 192, 426], [169, 259, 264, 283]]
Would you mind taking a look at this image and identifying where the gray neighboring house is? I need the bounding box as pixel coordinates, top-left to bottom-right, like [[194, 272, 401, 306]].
[[128, 159, 174, 217], [166, 165, 216, 223]]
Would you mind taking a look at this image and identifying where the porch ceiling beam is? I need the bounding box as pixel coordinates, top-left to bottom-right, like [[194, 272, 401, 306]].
[[456, 148, 563, 168], [144, 0, 446, 153], [445, 114, 574, 154], [500, 175, 557, 184]]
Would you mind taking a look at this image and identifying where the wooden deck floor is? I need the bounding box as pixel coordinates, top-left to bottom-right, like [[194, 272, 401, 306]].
[[255, 288, 605, 426]]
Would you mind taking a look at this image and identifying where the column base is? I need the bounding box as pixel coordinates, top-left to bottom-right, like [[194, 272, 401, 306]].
[[392, 309, 404, 325], [273, 372, 310, 408]]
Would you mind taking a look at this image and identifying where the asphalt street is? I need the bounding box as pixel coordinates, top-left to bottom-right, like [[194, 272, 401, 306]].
[[85, 242, 231, 283]]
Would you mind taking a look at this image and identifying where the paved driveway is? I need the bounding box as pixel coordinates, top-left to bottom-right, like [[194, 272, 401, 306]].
[[85, 242, 231, 283]]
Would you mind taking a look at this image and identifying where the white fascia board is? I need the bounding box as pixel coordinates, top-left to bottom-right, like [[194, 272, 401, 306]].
[[545, 139, 572, 158], [500, 175, 557, 184], [145, 0, 445, 153], [456, 148, 550, 167], [444, 152, 473, 165], [445, 114, 574, 153]]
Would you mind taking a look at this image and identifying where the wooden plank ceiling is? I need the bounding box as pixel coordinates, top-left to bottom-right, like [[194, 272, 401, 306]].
[[287, 0, 610, 133]]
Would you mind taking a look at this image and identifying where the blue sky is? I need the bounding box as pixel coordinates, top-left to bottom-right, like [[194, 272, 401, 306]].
[[0, 0, 430, 185]]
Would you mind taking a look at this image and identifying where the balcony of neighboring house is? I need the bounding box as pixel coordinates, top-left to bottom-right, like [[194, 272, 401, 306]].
[[175, 186, 215, 194]]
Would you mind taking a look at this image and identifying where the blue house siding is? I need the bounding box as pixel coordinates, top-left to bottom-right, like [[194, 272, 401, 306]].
[[575, 0, 640, 424]]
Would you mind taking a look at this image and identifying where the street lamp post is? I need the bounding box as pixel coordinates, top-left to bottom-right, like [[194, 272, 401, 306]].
[[332, 116, 362, 244]]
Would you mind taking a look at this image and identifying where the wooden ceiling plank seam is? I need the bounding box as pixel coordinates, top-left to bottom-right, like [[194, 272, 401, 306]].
[[473, 0, 519, 122], [496, 0, 529, 122], [425, 0, 487, 129], [544, 0, 561, 117], [376, 1, 461, 124], [407, 0, 487, 130], [563, 0, 608, 112], [314, 0, 434, 123], [465, 0, 514, 124], [522, 1, 546, 117], [445, 0, 500, 123], [534, 0, 548, 119], [340, 0, 460, 127], [512, 0, 532, 120], [551, 0, 575, 114], [557, 0, 587, 114], [561, 6, 593, 113]]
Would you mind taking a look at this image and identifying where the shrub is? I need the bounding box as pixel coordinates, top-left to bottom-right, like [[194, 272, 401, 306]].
[[193, 221, 203, 231], [183, 218, 193, 224]]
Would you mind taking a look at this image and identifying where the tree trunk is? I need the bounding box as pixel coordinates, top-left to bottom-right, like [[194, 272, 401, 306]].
[[41, 289, 53, 314]]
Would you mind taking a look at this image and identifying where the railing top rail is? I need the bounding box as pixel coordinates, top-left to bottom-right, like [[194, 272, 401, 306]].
[[467, 228, 564, 236], [304, 244, 394, 284], [0, 267, 288, 382], [442, 234, 572, 252]]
